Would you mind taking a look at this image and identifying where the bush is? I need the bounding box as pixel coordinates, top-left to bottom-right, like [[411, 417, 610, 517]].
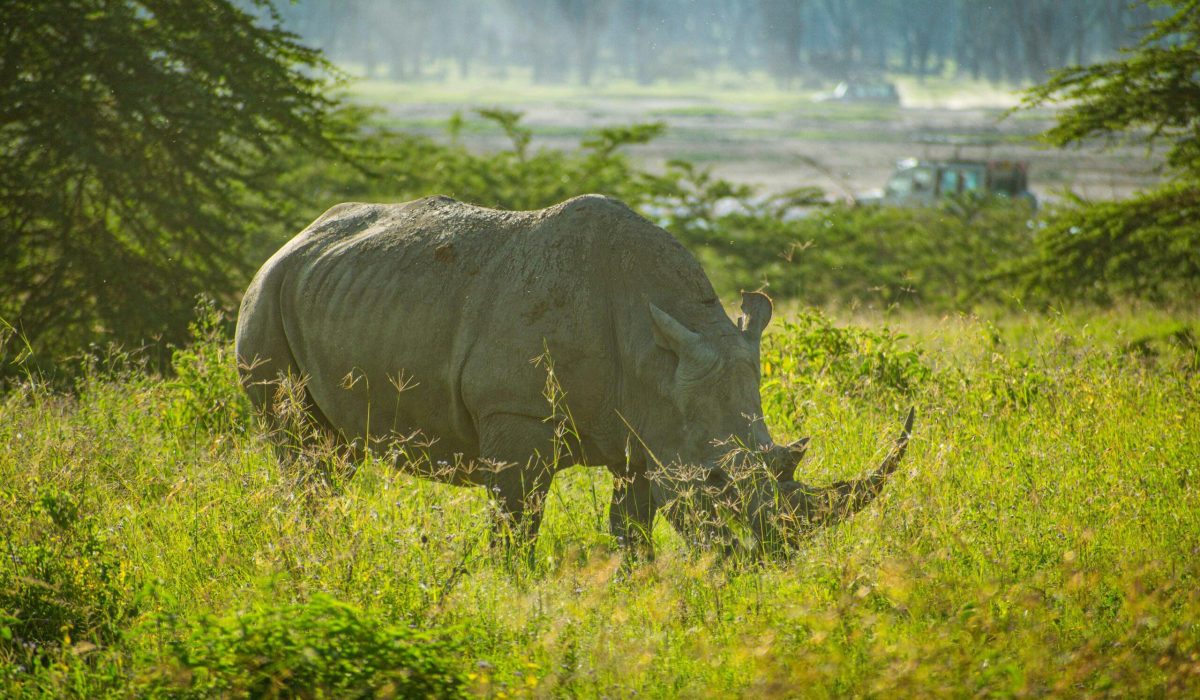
[[0, 486, 140, 663], [278, 109, 668, 222], [164, 299, 253, 437], [759, 309, 932, 426], [667, 196, 1035, 309], [1005, 183, 1200, 305], [147, 596, 467, 698]]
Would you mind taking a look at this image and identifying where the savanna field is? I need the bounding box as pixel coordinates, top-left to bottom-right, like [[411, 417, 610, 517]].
[[3, 303, 1199, 697]]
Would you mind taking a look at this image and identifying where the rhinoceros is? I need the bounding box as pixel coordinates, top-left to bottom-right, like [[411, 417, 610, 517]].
[[236, 194, 913, 554]]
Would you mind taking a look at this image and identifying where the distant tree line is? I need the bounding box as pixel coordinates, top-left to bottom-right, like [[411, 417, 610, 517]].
[[268, 0, 1162, 87]]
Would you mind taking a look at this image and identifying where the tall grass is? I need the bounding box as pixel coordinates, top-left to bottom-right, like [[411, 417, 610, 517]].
[[1, 305, 1198, 696]]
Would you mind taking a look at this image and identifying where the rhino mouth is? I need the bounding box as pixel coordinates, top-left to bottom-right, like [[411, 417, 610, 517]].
[[644, 459, 741, 550]]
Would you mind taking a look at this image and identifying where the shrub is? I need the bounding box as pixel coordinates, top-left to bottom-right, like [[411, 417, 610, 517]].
[[1005, 184, 1200, 305], [163, 299, 253, 436], [0, 486, 140, 663], [147, 596, 467, 698], [762, 309, 931, 397], [668, 197, 1035, 309], [758, 309, 932, 429]]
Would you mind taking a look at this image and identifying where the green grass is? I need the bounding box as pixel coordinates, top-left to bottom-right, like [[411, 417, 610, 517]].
[[2, 305, 1199, 697]]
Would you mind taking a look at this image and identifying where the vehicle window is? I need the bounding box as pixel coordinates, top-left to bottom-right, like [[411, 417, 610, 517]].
[[939, 168, 959, 194], [991, 168, 1020, 195], [961, 169, 982, 192]]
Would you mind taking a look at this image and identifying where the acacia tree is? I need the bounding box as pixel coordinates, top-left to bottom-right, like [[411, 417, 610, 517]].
[[1017, 0, 1200, 303], [0, 0, 346, 372]]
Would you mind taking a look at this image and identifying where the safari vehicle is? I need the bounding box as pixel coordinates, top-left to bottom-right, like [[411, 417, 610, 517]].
[[872, 157, 1037, 209]]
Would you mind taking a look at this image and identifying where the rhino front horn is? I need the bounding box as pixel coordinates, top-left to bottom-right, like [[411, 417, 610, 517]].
[[784, 408, 915, 527]]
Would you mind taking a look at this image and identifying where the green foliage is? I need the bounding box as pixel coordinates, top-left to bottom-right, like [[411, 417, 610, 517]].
[[0, 0, 346, 375], [164, 299, 253, 436], [761, 310, 932, 407], [664, 195, 1034, 308], [0, 486, 140, 663], [1006, 182, 1200, 304], [1017, 0, 1200, 304], [580, 122, 669, 158], [147, 596, 467, 698], [474, 108, 533, 161]]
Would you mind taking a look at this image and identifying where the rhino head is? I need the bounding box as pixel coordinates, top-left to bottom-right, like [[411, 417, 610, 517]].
[[636, 291, 914, 552]]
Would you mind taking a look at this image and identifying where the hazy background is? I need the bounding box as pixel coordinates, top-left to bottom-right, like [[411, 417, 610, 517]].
[[270, 0, 1154, 87], [258, 0, 1169, 202]]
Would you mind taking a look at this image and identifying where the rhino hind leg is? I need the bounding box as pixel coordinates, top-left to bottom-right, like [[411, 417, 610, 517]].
[[608, 466, 657, 559], [236, 318, 358, 487], [246, 370, 361, 491], [236, 272, 364, 489]]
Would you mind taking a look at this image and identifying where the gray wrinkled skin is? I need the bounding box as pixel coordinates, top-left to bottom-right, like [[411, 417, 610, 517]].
[[236, 194, 913, 555]]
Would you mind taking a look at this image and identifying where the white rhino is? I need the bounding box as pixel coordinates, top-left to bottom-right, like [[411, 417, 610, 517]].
[[236, 194, 913, 553]]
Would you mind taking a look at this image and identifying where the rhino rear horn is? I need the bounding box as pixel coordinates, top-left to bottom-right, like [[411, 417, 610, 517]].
[[738, 291, 773, 339], [649, 303, 717, 368], [765, 437, 810, 481]]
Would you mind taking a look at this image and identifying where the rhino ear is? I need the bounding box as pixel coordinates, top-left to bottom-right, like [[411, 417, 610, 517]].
[[649, 303, 700, 357], [739, 291, 773, 340]]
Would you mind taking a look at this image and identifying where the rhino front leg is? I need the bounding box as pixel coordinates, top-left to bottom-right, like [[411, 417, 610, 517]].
[[477, 414, 556, 562], [608, 465, 657, 559], [485, 464, 552, 549]]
